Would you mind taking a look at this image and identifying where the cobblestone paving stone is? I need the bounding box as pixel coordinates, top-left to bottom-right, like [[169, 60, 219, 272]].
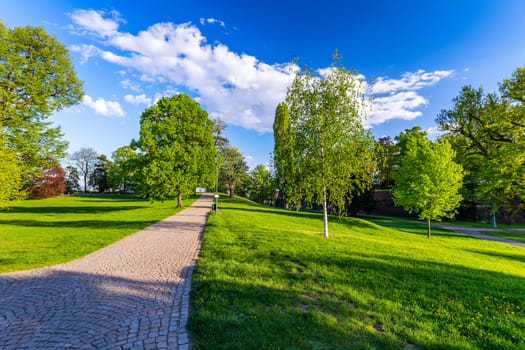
[[0, 194, 213, 349]]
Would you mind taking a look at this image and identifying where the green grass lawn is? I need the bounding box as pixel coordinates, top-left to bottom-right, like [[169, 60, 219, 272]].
[[189, 198, 525, 349], [0, 194, 196, 273]]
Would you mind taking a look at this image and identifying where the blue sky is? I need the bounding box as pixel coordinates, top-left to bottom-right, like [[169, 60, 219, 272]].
[[2, 1, 525, 168]]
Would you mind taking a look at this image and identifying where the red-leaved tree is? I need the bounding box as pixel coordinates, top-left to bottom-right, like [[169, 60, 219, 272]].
[[29, 165, 66, 199]]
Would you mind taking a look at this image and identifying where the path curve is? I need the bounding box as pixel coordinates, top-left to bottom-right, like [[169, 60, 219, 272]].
[[435, 223, 525, 248], [0, 193, 213, 350]]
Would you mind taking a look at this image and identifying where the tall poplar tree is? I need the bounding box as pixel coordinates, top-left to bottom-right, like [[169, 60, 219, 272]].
[[273, 102, 298, 208], [285, 55, 376, 238], [137, 94, 215, 207]]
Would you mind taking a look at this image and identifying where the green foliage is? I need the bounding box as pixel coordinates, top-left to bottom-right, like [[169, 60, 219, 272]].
[[375, 136, 396, 189], [190, 197, 525, 349], [437, 68, 525, 213], [248, 164, 274, 204], [284, 55, 376, 237], [219, 145, 249, 199], [109, 145, 139, 193], [0, 21, 83, 183], [89, 154, 113, 193], [0, 140, 24, 209], [273, 102, 299, 207], [137, 94, 215, 207], [392, 135, 464, 237], [0, 194, 197, 272], [64, 165, 80, 194], [0, 21, 83, 125]]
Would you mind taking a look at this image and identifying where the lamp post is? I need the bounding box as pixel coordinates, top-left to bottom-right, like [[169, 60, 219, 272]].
[[215, 153, 219, 214]]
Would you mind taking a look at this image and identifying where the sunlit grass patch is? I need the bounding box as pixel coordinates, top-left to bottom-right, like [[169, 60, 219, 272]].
[[189, 197, 525, 349], [0, 194, 196, 272]]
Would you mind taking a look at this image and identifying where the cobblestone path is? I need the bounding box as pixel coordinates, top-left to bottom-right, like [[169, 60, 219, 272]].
[[0, 194, 212, 349]]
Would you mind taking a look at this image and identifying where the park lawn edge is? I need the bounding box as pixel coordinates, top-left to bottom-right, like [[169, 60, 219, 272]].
[[0, 194, 198, 273]]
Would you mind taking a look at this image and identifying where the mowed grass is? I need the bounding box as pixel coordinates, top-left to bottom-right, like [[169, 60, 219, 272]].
[[189, 198, 525, 349], [0, 194, 196, 273], [479, 229, 525, 244]]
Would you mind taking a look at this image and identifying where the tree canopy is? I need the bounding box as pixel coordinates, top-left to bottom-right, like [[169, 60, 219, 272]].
[[136, 94, 215, 207], [283, 56, 376, 238], [219, 145, 249, 199], [436, 68, 525, 214], [392, 135, 464, 238], [273, 102, 299, 208], [0, 21, 83, 202], [0, 139, 23, 209]]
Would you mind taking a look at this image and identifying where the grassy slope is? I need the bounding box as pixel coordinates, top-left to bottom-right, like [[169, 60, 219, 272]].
[[0, 194, 196, 272], [189, 198, 525, 350]]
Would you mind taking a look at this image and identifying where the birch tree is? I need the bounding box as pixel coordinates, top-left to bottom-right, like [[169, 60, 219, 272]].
[[285, 56, 375, 238]]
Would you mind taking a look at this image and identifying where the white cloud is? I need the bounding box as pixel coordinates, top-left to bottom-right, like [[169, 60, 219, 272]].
[[120, 79, 142, 92], [371, 70, 454, 94], [68, 9, 123, 37], [425, 126, 444, 139], [124, 93, 152, 106], [82, 95, 124, 117], [368, 91, 427, 125], [366, 69, 454, 126], [200, 17, 225, 27], [69, 9, 453, 131], [70, 44, 100, 63], [70, 10, 295, 132]]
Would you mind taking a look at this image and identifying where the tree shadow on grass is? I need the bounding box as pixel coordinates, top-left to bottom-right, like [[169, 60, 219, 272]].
[[0, 267, 191, 349], [220, 204, 472, 236], [0, 218, 165, 229], [6, 205, 149, 215], [190, 246, 525, 349], [461, 248, 525, 264]]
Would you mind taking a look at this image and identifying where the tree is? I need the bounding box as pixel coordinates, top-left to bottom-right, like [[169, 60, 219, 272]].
[[248, 164, 274, 204], [219, 146, 249, 199], [70, 147, 99, 193], [29, 163, 66, 199], [285, 55, 376, 238], [273, 102, 299, 208], [64, 165, 80, 194], [137, 94, 215, 207], [90, 155, 112, 193], [109, 145, 138, 193], [0, 139, 23, 209], [375, 136, 396, 189], [436, 69, 525, 215], [0, 21, 83, 182], [212, 118, 229, 153], [392, 136, 464, 238]]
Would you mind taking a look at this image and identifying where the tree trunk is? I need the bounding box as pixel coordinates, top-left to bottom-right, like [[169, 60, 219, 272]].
[[322, 185, 329, 238], [427, 217, 431, 238], [84, 174, 88, 193], [229, 185, 235, 199], [177, 192, 183, 208]]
